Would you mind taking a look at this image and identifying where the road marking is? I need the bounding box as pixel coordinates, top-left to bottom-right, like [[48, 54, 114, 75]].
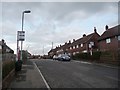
[[73, 60, 119, 69], [106, 75, 120, 81], [94, 63, 119, 69], [33, 62, 51, 90], [74, 60, 92, 64]]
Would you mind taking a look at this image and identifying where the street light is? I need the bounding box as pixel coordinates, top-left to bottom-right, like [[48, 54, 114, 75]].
[[21, 10, 31, 61]]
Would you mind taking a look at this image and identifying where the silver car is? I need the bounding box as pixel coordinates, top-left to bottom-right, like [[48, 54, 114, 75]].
[[57, 54, 71, 61]]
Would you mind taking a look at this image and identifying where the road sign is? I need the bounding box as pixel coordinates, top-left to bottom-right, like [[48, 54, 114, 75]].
[[17, 31, 25, 41]]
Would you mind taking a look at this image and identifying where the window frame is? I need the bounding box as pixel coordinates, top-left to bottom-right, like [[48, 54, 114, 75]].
[[106, 38, 111, 44], [81, 43, 83, 47], [118, 35, 120, 41]]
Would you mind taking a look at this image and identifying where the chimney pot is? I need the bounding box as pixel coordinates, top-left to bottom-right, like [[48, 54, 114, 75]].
[[73, 39, 75, 42], [83, 34, 86, 37], [105, 25, 109, 30], [2, 39, 4, 43], [94, 27, 97, 33], [69, 40, 71, 43]]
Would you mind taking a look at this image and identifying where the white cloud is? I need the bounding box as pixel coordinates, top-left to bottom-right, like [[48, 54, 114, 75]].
[[1, 2, 118, 55]]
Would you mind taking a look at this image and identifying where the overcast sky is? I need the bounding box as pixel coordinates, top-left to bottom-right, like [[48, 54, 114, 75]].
[[1, 1, 118, 55]]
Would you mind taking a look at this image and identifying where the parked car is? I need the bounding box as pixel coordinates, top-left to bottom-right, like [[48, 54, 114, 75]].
[[53, 55, 58, 60], [57, 54, 71, 61]]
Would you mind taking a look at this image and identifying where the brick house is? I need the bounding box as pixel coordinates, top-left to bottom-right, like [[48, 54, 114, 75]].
[[98, 25, 120, 63], [48, 48, 57, 58], [98, 25, 120, 52], [67, 27, 100, 56], [48, 42, 71, 57], [48, 27, 100, 57], [56, 42, 71, 55]]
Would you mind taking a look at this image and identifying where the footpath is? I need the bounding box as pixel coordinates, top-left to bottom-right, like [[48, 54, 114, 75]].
[[7, 60, 47, 89]]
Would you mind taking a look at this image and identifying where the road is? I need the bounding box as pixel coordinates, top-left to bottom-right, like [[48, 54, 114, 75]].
[[33, 59, 119, 88]]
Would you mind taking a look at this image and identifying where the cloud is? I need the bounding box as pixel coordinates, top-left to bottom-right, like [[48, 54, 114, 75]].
[[1, 2, 118, 55]]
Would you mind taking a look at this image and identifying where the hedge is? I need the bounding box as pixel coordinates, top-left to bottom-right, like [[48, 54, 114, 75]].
[[72, 51, 101, 61]]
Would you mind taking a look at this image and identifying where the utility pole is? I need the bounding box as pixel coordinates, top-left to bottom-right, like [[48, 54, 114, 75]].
[[52, 42, 53, 49], [43, 45, 44, 55], [20, 10, 31, 61]]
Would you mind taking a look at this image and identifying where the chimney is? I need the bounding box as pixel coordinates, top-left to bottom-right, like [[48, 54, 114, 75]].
[[83, 34, 86, 37], [69, 40, 71, 44], [94, 27, 97, 33], [105, 25, 109, 30], [2, 39, 4, 43], [2, 39, 5, 45], [73, 39, 75, 42]]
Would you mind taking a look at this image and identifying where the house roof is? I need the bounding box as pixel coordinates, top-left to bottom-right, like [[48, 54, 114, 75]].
[[98, 25, 120, 41], [0, 39, 14, 53], [68, 32, 97, 47]]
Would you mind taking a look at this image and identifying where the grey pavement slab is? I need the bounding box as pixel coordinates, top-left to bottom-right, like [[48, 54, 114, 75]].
[[8, 60, 47, 89]]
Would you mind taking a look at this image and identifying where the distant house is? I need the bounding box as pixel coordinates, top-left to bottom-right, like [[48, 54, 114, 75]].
[[48, 48, 58, 58], [56, 42, 71, 55], [48, 42, 71, 57], [67, 27, 100, 56], [0, 39, 15, 62], [0, 39, 14, 54], [98, 25, 120, 52]]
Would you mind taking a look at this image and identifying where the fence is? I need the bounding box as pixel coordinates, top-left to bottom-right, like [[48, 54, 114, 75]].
[[2, 53, 16, 79]]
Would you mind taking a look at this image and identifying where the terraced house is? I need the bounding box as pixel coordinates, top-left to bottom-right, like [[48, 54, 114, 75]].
[[48, 27, 100, 57], [66, 27, 100, 56]]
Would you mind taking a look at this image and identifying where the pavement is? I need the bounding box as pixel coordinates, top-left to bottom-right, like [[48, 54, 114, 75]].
[[8, 60, 47, 89]]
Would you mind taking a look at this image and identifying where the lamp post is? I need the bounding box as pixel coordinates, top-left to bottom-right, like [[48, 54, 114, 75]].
[[20, 10, 31, 61]]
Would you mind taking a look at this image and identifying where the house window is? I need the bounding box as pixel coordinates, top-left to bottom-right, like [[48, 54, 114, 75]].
[[73, 46, 75, 49], [73, 52, 76, 55], [76, 52, 79, 54], [0, 45, 1, 49], [106, 38, 111, 43], [118, 36, 120, 40], [76, 45, 79, 48], [90, 42, 94, 46], [81, 44, 83, 47], [82, 50, 87, 53]]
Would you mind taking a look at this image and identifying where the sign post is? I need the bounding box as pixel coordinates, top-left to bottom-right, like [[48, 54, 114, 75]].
[[15, 31, 25, 71]]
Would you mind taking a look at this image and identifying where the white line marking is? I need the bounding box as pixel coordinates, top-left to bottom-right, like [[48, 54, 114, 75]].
[[33, 62, 51, 90], [81, 61, 92, 64], [95, 63, 119, 69], [73, 60, 119, 69], [74, 60, 92, 64], [106, 75, 119, 81]]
